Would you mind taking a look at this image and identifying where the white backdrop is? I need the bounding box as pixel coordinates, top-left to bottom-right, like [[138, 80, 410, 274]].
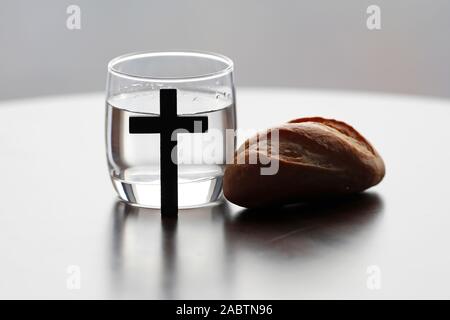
[[1, 0, 449, 100]]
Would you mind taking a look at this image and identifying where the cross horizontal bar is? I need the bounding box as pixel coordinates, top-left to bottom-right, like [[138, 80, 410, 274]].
[[176, 116, 209, 133], [129, 116, 208, 134], [129, 117, 162, 134]]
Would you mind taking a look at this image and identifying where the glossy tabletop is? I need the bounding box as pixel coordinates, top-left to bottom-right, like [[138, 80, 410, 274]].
[[1, 88, 450, 299]]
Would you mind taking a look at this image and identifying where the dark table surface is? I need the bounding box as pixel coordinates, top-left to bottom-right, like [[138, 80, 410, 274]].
[[1, 88, 449, 299]]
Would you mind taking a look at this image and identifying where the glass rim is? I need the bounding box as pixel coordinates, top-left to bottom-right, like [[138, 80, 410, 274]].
[[107, 50, 234, 83]]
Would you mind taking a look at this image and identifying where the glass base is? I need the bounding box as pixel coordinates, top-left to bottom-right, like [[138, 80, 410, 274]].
[[111, 176, 223, 209]]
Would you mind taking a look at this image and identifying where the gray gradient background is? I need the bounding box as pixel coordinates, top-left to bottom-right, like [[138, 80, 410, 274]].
[[1, 0, 449, 100]]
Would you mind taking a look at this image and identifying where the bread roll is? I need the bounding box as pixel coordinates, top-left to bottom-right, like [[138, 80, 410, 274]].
[[223, 117, 385, 208]]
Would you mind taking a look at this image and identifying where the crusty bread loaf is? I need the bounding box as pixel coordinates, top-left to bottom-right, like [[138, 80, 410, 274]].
[[223, 117, 385, 208]]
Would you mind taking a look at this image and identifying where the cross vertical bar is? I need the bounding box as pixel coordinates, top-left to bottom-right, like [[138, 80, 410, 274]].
[[160, 89, 178, 216]]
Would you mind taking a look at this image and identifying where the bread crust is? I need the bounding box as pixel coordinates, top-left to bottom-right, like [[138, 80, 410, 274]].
[[223, 117, 385, 208]]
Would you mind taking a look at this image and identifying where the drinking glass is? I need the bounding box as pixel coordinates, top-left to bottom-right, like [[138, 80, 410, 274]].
[[106, 51, 236, 208]]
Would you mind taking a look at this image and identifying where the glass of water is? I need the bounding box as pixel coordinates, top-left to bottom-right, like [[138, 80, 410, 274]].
[[106, 51, 236, 208]]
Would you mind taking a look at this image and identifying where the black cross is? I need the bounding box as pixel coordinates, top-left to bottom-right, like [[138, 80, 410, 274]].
[[129, 89, 208, 216]]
